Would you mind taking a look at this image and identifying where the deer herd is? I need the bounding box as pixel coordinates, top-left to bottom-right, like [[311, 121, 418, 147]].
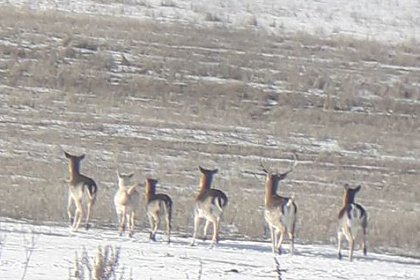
[[64, 151, 368, 261]]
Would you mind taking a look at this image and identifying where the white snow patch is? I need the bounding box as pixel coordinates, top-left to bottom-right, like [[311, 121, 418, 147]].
[[3, 0, 420, 44], [0, 219, 419, 279]]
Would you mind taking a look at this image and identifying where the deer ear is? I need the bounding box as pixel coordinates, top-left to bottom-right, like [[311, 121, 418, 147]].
[[199, 166, 204, 173], [79, 154, 85, 160], [64, 152, 71, 159], [344, 183, 350, 190], [213, 168, 218, 174], [355, 185, 362, 192]]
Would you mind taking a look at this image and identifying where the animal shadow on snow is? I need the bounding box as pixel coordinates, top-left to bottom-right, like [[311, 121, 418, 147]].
[[216, 240, 420, 266]]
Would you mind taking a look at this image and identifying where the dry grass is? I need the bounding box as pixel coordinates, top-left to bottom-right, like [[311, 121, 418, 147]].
[[0, 5, 419, 255], [71, 245, 128, 280]]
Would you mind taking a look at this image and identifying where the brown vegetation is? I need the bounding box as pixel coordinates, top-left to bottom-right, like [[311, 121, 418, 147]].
[[0, 6, 419, 255]]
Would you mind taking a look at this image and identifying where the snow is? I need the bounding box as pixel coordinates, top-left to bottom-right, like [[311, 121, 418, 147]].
[[3, 0, 420, 44], [1, 219, 419, 280], [1, 1, 419, 279]]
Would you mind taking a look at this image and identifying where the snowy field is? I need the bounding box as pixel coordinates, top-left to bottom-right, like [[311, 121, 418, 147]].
[[4, 0, 420, 44], [1, 219, 419, 280], [0, 0, 419, 279]]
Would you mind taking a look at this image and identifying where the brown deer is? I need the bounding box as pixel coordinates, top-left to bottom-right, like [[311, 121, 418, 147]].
[[144, 178, 173, 243], [114, 171, 140, 237], [261, 155, 298, 255], [337, 184, 368, 261], [64, 152, 98, 231], [191, 166, 228, 247]]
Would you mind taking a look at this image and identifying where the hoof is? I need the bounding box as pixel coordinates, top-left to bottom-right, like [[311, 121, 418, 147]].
[[149, 233, 156, 241], [338, 252, 342, 260]]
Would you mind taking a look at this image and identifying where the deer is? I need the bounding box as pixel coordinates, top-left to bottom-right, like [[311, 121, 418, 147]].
[[261, 155, 298, 255], [190, 166, 228, 247], [337, 184, 368, 261], [114, 171, 140, 238], [64, 152, 98, 231], [144, 178, 173, 243]]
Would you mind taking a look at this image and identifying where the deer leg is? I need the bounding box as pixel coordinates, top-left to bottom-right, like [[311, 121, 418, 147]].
[[67, 194, 74, 226], [84, 198, 94, 230], [148, 214, 156, 241], [128, 212, 135, 238], [276, 229, 285, 255], [210, 217, 220, 246], [190, 215, 201, 246], [288, 231, 295, 255], [270, 226, 277, 254], [119, 208, 126, 236], [203, 220, 211, 241], [337, 230, 344, 260], [362, 226, 367, 256], [348, 236, 355, 262], [165, 212, 171, 244], [72, 198, 84, 231], [215, 217, 221, 243], [343, 226, 354, 261], [116, 211, 122, 235], [152, 214, 160, 241]]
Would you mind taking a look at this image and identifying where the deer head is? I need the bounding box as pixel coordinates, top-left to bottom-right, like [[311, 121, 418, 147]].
[[343, 184, 362, 205], [116, 171, 134, 188], [261, 154, 298, 192], [64, 152, 85, 174], [198, 166, 218, 190]]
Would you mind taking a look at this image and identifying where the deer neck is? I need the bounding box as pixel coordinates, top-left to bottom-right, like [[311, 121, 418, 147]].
[[264, 177, 276, 206], [145, 188, 154, 202], [343, 191, 354, 207], [68, 161, 81, 182], [145, 181, 157, 202], [118, 181, 127, 191], [199, 174, 212, 194]]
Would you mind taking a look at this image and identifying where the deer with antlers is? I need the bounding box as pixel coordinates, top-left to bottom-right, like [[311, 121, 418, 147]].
[[191, 166, 228, 247], [144, 178, 173, 243], [114, 171, 140, 237], [64, 152, 98, 231], [337, 184, 368, 261], [261, 155, 298, 255]]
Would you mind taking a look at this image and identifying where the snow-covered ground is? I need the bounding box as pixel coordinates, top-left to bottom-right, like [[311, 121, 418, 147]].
[[1, 219, 419, 280], [3, 0, 420, 44], [1, 1, 419, 279]]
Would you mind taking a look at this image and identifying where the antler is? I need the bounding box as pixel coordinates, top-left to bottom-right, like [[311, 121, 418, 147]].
[[260, 159, 270, 174], [279, 153, 298, 177], [260, 154, 298, 176]]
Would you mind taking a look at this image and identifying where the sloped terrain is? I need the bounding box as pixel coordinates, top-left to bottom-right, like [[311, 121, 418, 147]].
[[0, 1, 419, 256]]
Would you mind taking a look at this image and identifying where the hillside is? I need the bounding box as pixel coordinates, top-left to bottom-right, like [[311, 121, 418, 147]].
[[0, 0, 419, 257]]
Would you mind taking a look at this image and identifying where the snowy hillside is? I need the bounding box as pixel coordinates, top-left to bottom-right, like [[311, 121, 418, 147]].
[[5, 0, 420, 44], [0, 0, 419, 279]]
